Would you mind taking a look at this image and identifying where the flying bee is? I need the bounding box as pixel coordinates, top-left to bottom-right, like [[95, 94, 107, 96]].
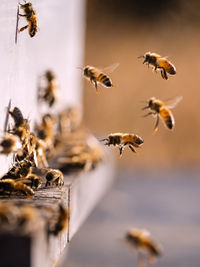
[[138, 52, 176, 80], [0, 134, 22, 155], [48, 203, 69, 236], [0, 179, 34, 198], [101, 133, 144, 156], [142, 96, 183, 133], [126, 228, 163, 265], [38, 70, 59, 107], [18, 2, 38, 38], [45, 169, 64, 188], [83, 63, 119, 92]]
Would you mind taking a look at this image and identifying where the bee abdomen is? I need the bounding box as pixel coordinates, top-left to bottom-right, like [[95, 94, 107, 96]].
[[30, 22, 37, 37], [160, 108, 174, 130], [9, 107, 24, 127], [164, 116, 173, 129], [99, 74, 112, 87]]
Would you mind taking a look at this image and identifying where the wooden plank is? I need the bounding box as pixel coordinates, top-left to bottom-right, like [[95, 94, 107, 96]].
[[0, 148, 115, 267]]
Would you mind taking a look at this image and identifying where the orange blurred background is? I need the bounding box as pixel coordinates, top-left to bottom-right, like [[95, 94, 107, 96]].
[[82, 0, 200, 168]]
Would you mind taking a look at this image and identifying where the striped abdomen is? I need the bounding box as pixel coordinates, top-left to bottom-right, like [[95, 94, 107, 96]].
[[29, 19, 37, 37], [159, 107, 174, 130], [97, 73, 113, 87]]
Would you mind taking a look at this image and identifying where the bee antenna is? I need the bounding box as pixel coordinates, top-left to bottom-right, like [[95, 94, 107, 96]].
[[99, 138, 107, 142], [137, 55, 144, 59], [76, 67, 83, 70]]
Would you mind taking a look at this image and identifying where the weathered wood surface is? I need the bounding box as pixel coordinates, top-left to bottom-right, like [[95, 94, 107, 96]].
[[0, 150, 115, 267]]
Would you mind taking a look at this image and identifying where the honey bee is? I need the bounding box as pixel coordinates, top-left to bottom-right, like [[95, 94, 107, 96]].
[[83, 63, 119, 92], [0, 202, 19, 225], [48, 203, 69, 236], [9, 107, 30, 147], [138, 52, 176, 80], [45, 169, 64, 188], [38, 70, 59, 107], [17, 205, 39, 231], [143, 96, 182, 133], [18, 2, 38, 38], [0, 134, 22, 155], [2, 158, 33, 179], [126, 228, 163, 264], [35, 114, 55, 152], [16, 174, 42, 190], [101, 133, 144, 156], [0, 179, 34, 198]]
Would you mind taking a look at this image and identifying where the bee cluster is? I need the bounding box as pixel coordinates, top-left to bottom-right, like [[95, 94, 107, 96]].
[[0, 68, 104, 238], [0, 201, 69, 237]]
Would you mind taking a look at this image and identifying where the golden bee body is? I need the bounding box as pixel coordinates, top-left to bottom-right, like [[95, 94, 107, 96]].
[[0, 179, 34, 198], [45, 169, 64, 188], [48, 204, 69, 236], [143, 96, 182, 133], [2, 159, 33, 180], [102, 133, 144, 156], [18, 2, 38, 37], [38, 70, 59, 107], [16, 174, 42, 190], [83, 63, 118, 92], [126, 228, 163, 263], [140, 52, 176, 80], [0, 134, 22, 154]]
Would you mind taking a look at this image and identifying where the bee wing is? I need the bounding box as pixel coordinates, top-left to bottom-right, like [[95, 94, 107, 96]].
[[101, 63, 119, 74], [165, 96, 183, 109]]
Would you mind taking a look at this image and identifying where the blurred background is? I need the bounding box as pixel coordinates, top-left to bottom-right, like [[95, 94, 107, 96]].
[[83, 0, 200, 168], [66, 1, 200, 267]]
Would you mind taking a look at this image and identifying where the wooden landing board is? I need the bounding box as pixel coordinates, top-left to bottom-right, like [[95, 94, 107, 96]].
[[0, 152, 115, 267]]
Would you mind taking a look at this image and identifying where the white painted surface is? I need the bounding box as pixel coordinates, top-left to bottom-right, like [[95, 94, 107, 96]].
[[0, 0, 85, 175]]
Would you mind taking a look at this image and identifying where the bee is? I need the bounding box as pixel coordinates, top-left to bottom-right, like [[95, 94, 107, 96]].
[[45, 169, 64, 188], [0, 202, 19, 226], [16, 174, 42, 190], [83, 63, 119, 92], [0, 134, 22, 154], [143, 96, 182, 133], [18, 2, 38, 38], [101, 133, 144, 156], [126, 228, 163, 264], [0, 179, 34, 198], [35, 114, 55, 151], [138, 52, 176, 80], [2, 158, 33, 179], [48, 203, 69, 236], [38, 70, 59, 107], [9, 107, 30, 147]]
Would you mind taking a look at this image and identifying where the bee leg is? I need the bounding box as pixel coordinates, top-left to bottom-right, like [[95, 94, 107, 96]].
[[18, 14, 28, 17], [119, 146, 123, 157], [18, 25, 28, 33], [161, 68, 168, 80], [153, 115, 160, 133], [94, 81, 99, 93], [128, 145, 136, 153], [143, 112, 155, 117]]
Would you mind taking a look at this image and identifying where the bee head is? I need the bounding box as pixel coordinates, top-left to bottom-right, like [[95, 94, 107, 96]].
[[134, 135, 144, 145], [148, 97, 155, 107], [45, 70, 55, 81], [83, 67, 89, 77], [143, 52, 151, 64]]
